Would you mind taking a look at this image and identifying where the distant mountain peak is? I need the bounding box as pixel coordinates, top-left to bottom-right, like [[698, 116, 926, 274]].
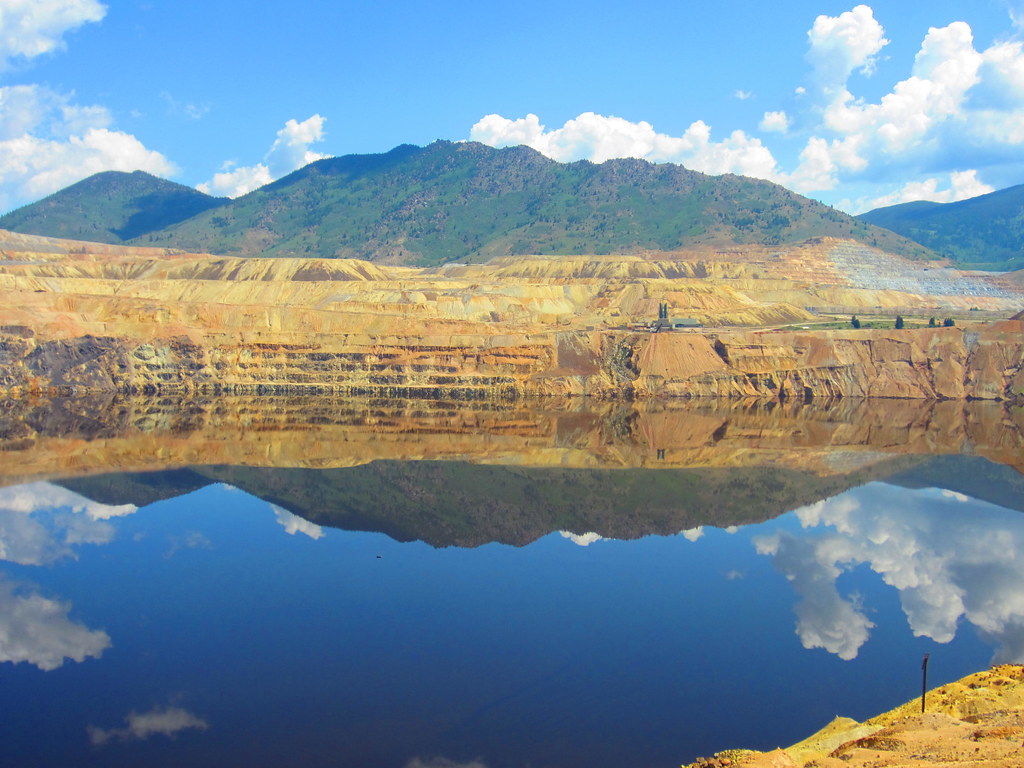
[[0, 170, 227, 245]]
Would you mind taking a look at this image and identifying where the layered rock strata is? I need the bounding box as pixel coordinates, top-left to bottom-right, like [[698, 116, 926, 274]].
[[2, 230, 1022, 401], [1, 324, 1022, 402]]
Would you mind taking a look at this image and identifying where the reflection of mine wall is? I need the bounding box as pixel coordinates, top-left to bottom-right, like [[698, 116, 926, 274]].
[[0, 324, 1023, 401], [1, 394, 1022, 484]]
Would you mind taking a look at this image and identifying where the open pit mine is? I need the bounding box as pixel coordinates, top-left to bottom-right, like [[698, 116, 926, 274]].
[[1, 229, 1022, 401]]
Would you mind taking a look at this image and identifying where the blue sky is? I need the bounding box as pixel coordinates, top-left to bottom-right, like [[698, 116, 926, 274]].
[[1, 0, 1022, 215]]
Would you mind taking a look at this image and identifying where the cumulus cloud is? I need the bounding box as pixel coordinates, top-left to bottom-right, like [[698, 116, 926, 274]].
[[0, 481, 136, 565], [0, 84, 175, 212], [470, 112, 779, 180], [468, 6, 1024, 209], [756, 520, 876, 661], [863, 169, 995, 210], [0, 0, 106, 69], [680, 527, 704, 542], [806, 4, 889, 91], [791, 11, 1024, 202], [760, 110, 790, 133], [88, 705, 209, 746], [272, 505, 323, 540], [0, 575, 110, 670], [558, 530, 602, 547], [197, 161, 272, 199], [756, 484, 1024, 663], [198, 114, 327, 198]]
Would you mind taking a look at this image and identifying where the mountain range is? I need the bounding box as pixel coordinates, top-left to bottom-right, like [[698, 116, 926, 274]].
[[0, 140, 933, 266], [857, 184, 1024, 271]]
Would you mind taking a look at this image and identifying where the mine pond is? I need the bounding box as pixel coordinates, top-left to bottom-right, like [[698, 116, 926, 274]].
[[1, 395, 1023, 768]]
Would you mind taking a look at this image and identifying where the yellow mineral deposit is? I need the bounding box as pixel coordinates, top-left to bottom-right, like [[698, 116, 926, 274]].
[[1, 229, 1022, 401], [686, 665, 1024, 768]]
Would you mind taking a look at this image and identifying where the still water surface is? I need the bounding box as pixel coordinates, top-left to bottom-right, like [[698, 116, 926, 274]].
[[1, 397, 1023, 767]]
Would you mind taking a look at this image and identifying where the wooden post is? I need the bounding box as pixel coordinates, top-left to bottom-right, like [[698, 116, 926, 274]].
[[921, 653, 930, 713]]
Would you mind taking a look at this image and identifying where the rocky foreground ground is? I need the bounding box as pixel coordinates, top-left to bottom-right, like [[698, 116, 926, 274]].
[[687, 665, 1024, 768]]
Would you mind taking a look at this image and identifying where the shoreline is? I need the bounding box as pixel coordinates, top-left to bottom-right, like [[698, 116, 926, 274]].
[[685, 664, 1024, 768]]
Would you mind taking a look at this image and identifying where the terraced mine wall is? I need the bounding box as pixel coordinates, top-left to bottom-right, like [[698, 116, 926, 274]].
[[2, 323, 1023, 402]]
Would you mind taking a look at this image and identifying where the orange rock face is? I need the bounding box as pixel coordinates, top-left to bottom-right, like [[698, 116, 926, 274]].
[[1, 230, 1022, 401]]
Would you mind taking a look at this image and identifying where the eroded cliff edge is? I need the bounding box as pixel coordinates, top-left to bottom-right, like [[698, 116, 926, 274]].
[[2, 230, 1022, 400], [1, 325, 1022, 401]]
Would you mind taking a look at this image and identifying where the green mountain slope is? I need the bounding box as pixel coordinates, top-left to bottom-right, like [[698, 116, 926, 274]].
[[139, 141, 931, 265], [3, 142, 932, 266], [858, 184, 1024, 270], [0, 170, 227, 244]]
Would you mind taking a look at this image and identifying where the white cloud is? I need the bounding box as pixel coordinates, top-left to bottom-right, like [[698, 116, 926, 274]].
[[0, 0, 106, 69], [680, 527, 704, 542], [89, 706, 209, 746], [734, 90, 753, 101], [467, 7, 1024, 211], [558, 530, 602, 547], [198, 114, 326, 197], [0, 481, 135, 565], [797, 14, 1022, 203], [760, 110, 790, 133], [470, 111, 780, 180], [0, 84, 175, 212], [863, 169, 995, 210], [196, 161, 272, 199], [756, 528, 876, 660], [806, 4, 889, 90], [0, 575, 110, 670], [266, 114, 327, 176], [757, 483, 1024, 663], [272, 505, 323, 540]]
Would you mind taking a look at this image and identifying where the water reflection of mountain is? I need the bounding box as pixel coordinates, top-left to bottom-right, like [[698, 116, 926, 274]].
[[887, 455, 1024, 512], [49, 453, 1020, 548], [3, 393, 1022, 547], [52, 461, 886, 547]]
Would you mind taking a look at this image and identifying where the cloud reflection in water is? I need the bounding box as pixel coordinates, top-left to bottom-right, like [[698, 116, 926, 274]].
[[0, 482, 136, 565], [88, 705, 209, 746], [0, 574, 110, 670], [756, 484, 1024, 662]]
